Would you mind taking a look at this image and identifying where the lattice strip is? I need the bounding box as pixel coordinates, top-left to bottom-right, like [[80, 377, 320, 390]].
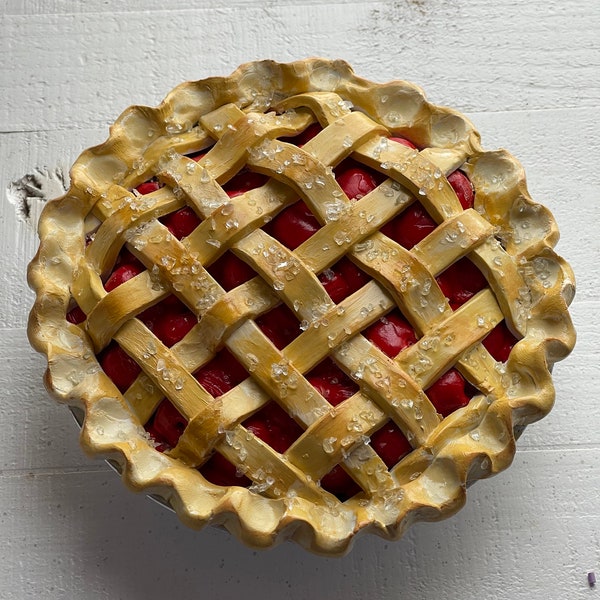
[[124, 277, 280, 423], [296, 181, 414, 273], [331, 335, 439, 445], [214, 427, 335, 503], [275, 91, 355, 126], [89, 184, 176, 224], [126, 220, 223, 316], [354, 137, 463, 222], [114, 320, 215, 421], [351, 234, 450, 334], [283, 280, 395, 373], [197, 105, 315, 183], [395, 289, 504, 389], [470, 241, 529, 336], [157, 154, 231, 220], [72, 258, 111, 314], [410, 209, 495, 277], [232, 229, 333, 322], [85, 274, 167, 352], [248, 140, 345, 220], [285, 393, 386, 479], [225, 320, 330, 427], [87, 189, 183, 275], [120, 128, 216, 190]]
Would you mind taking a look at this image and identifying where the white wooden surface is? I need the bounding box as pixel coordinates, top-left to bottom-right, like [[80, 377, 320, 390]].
[[1, 0, 598, 598]]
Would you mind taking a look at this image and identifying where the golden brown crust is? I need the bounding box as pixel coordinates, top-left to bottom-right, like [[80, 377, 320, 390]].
[[27, 58, 575, 555]]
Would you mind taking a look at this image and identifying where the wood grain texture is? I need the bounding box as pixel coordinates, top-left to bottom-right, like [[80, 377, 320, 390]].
[[1, 0, 599, 597], [1, 0, 599, 132]]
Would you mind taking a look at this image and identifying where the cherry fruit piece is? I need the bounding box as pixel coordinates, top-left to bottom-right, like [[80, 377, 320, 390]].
[[255, 304, 300, 350], [265, 200, 320, 249], [319, 257, 369, 303], [389, 136, 417, 149], [370, 422, 412, 469], [148, 399, 188, 449], [336, 165, 379, 201], [483, 321, 518, 363], [381, 203, 437, 249], [224, 170, 268, 198], [194, 349, 248, 398], [427, 369, 471, 417], [161, 206, 201, 240], [150, 311, 197, 347], [447, 170, 474, 210], [320, 465, 361, 501], [135, 181, 161, 195], [207, 252, 255, 291], [244, 402, 303, 454], [104, 262, 144, 292], [66, 305, 86, 324], [364, 311, 416, 358], [100, 343, 141, 392], [436, 258, 487, 310], [201, 452, 251, 487]]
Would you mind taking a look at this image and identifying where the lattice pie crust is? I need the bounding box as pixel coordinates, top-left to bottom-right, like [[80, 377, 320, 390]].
[[28, 59, 575, 554]]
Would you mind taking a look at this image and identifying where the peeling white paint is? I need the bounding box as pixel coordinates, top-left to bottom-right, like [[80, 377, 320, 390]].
[[6, 166, 68, 225]]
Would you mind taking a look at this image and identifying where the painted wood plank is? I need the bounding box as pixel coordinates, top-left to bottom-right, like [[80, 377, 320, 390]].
[[0, 449, 597, 599], [2, 0, 599, 133]]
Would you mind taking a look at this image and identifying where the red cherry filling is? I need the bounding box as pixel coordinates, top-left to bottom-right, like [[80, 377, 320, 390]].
[[335, 163, 381, 201], [319, 257, 369, 303], [436, 257, 487, 310], [426, 369, 471, 417], [447, 169, 474, 210], [223, 170, 268, 198], [201, 452, 252, 487], [381, 202, 436, 249], [483, 321, 518, 363], [104, 262, 144, 291], [100, 343, 141, 392], [95, 136, 495, 500], [320, 465, 361, 501], [363, 311, 416, 358], [194, 348, 248, 397], [66, 305, 86, 324], [146, 398, 188, 450], [135, 181, 161, 195], [370, 422, 412, 469], [161, 206, 201, 240], [255, 304, 301, 350], [244, 402, 304, 454], [280, 122, 322, 146], [146, 308, 197, 348], [207, 252, 255, 291], [264, 199, 321, 250], [389, 136, 417, 149], [307, 359, 358, 406]]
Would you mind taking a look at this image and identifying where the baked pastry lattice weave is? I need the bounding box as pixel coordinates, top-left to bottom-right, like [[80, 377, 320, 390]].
[[28, 58, 575, 554]]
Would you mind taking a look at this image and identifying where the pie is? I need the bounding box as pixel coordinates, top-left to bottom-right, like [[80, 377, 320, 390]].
[[27, 58, 576, 554]]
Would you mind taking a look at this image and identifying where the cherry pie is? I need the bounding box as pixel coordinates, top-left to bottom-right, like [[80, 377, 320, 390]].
[[28, 59, 575, 554]]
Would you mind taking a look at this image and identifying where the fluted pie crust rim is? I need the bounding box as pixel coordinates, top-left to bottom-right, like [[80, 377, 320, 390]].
[[27, 58, 575, 555]]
